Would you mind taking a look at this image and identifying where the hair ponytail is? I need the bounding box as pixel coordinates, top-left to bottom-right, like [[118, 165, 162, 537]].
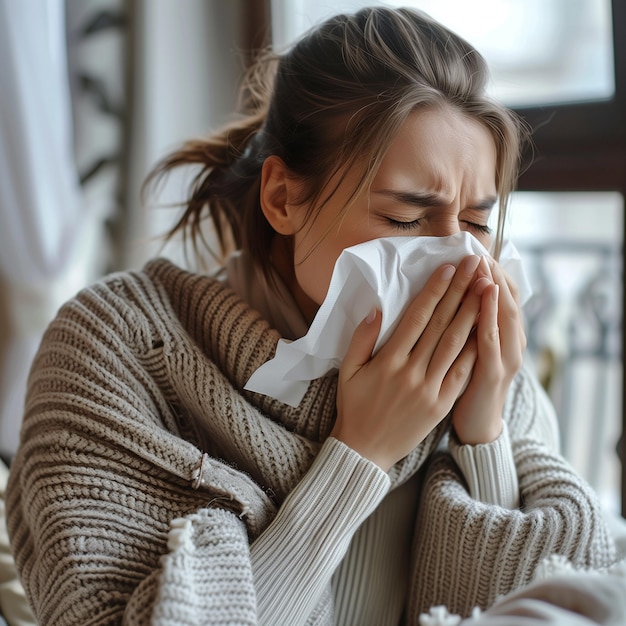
[[143, 50, 278, 266]]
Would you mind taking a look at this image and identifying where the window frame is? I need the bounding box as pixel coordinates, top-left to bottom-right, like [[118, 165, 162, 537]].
[[513, 0, 625, 194]]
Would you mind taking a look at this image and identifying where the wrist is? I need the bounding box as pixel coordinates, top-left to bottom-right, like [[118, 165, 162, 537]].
[[453, 417, 503, 445], [452, 400, 504, 445], [329, 424, 394, 472]]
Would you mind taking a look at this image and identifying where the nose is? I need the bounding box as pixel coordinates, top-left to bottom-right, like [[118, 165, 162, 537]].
[[422, 217, 460, 238]]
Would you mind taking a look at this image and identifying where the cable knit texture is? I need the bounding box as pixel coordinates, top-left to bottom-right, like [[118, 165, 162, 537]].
[[5, 259, 616, 625]]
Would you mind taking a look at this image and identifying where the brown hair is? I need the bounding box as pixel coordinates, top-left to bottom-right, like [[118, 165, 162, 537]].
[[145, 6, 527, 274]]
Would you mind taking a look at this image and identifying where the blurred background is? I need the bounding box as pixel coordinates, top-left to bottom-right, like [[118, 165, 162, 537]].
[[0, 0, 624, 516]]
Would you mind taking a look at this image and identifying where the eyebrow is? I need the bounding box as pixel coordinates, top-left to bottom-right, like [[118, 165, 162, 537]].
[[373, 189, 497, 211]]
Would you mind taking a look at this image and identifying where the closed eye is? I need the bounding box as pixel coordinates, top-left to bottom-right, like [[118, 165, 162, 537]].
[[374, 189, 496, 236], [387, 218, 491, 235], [387, 217, 423, 231], [462, 221, 492, 235]]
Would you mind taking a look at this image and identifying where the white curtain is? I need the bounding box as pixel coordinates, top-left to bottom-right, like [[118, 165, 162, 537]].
[[123, 0, 244, 271], [0, 0, 91, 458], [0, 0, 244, 458]]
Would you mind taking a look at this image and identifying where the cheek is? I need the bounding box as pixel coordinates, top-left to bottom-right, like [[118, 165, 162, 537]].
[[293, 241, 341, 305], [301, 258, 337, 304], [478, 231, 492, 250]]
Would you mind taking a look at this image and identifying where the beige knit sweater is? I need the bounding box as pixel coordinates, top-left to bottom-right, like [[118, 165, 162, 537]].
[[6, 259, 616, 625]]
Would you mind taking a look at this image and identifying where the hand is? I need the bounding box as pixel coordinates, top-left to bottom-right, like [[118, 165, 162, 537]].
[[452, 257, 526, 445], [331, 255, 490, 472]]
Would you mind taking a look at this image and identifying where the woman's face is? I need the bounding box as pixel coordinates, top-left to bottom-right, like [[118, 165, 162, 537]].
[[287, 105, 498, 323]]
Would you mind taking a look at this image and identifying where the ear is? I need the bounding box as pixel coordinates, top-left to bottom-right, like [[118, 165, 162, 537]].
[[260, 155, 300, 235]]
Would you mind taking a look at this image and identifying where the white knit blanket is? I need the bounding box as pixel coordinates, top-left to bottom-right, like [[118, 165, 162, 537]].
[[419, 548, 626, 626]]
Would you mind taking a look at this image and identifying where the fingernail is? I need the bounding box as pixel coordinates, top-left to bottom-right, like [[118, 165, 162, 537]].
[[479, 255, 493, 279], [492, 284, 499, 301], [463, 255, 480, 275], [365, 307, 377, 324], [441, 265, 456, 281]]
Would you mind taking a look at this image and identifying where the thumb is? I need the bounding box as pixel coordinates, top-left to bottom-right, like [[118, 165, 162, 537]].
[[342, 308, 382, 379]]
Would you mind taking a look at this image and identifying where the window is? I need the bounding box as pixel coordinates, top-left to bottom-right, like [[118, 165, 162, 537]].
[[272, 0, 615, 107], [511, 192, 623, 513]]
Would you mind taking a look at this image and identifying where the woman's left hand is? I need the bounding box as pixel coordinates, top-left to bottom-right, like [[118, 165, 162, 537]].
[[452, 256, 526, 445]]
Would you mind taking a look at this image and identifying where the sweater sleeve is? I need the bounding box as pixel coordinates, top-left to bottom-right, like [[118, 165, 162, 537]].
[[449, 421, 520, 509], [448, 361, 561, 511], [407, 366, 617, 620], [250, 437, 390, 625]]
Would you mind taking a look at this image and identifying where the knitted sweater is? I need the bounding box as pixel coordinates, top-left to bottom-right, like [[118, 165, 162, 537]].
[[6, 259, 616, 625]]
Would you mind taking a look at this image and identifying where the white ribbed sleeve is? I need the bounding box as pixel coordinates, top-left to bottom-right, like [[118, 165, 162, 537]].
[[450, 422, 520, 509], [250, 437, 390, 625], [331, 473, 421, 626]]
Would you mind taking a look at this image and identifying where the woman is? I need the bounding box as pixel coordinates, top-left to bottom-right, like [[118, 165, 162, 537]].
[[6, 6, 617, 625]]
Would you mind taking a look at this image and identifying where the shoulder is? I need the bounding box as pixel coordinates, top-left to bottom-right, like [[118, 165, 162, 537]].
[[50, 257, 281, 385], [40, 259, 188, 352], [52, 258, 229, 341]]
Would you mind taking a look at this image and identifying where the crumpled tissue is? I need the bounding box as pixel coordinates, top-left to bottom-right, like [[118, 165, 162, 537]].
[[244, 231, 532, 407]]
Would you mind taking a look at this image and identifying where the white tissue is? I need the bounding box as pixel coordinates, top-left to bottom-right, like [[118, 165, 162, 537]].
[[244, 232, 532, 406]]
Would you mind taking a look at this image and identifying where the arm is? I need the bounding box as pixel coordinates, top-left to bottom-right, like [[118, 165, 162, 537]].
[[407, 366, 617, 620], [449, 421, 520, 508], [251, 437, 389, 623], [125, 439, 389, 626], [3, 284, 258, 626], [448, 259, 547, 510], [5, 278, 389, 626], [0, 461, 37, 626]]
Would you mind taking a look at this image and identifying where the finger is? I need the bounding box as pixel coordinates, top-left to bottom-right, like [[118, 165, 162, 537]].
[[490, 259, 521, 306], [399, 255, 482, 361], [341, 308, 383, 381], [489, 260, 520, 313], [477, 283, 501, 369], [440, 332, 478, 400], [489, 263, 520, 320], [504, 273, 520, 306], [473, 255, 493, 287], [379, 261, 458, 358], [493, 264, 526, 349], [489, 262, 526, 359], [423, 279, 483, 380]]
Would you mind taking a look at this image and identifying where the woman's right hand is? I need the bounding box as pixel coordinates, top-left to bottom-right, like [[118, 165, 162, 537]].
[[331, 255, 492, 471]]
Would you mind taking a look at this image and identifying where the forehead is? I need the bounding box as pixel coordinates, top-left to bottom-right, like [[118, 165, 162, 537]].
[[373, 106, 497, 198]]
